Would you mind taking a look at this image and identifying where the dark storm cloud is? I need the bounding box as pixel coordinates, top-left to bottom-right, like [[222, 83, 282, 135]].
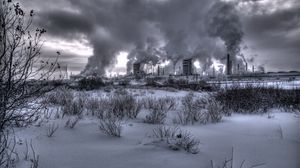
[[242, 1, 300, 71], [245, 4, 300, 35], [36, 10, 94, 38], [23, 0, 300, 74]]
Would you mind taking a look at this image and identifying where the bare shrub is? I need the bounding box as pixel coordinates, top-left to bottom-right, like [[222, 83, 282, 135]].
[[142, 97, 157, 109], [24, 140, 30, 161], [142, 97, 176, 124], [42, 87, 73, 106], [86, 94, 141, 120], [176, 93, 199, 125], [108, 94, 142, 119], [99, 116, 122, 137], [276, 89, 300, 112], [163, 97, 177, 110], [174, 93, 206, 125], [62, 100, 84, 118], [24, 140, 39, 168], [144, 99, 169, 124], [65, 116, 80, 129], [152, 126, 200, 154], [76, 93, 87, 107], [43, 108, 52, 120], [215, 85, 300, 114], [215, 84, 270, 114], [174, 93, 223, 125], [152, 125, 179, 141], [0, 131, 19, 167], [85, 98, 101, 116], [145, 107, 167, 124], [46, 123, 59, 137], [29, 142, 39, 168], [96, 99, 111, 119], [0, 132, 9, 167], [54, 107, 61, 119], [210, 148, 265, 168], [35, 119, 44, 127], [206, 98, 223, 123], [125, 99, 142, 119]]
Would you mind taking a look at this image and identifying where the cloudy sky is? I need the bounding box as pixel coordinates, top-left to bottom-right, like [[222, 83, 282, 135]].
[[21, 0, 300, 75]]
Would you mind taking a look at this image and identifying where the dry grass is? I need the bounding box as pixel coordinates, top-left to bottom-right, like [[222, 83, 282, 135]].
[[99, 116, 122, 137], [152, 126, 200, 154], [215, 85, 300, 114], [46, 123, 59, 137], [174, 93, 223, 125]]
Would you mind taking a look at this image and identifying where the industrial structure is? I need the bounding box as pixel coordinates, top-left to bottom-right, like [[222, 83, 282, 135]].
[[226, 54, 232, 75], [128, 54, 300, 82], [133, 63, 141, 76], [183, 59, 193, 76]]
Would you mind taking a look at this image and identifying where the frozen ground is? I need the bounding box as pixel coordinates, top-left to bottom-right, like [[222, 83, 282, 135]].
[[13, 89, 300, 168]]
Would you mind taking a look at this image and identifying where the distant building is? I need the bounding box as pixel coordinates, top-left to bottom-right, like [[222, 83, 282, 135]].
[[133, 63, 141, 76], [183, 59, 193, 76]]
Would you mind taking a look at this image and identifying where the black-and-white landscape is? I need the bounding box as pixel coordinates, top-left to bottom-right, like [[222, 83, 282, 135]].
[[1, 0, 299, 168]]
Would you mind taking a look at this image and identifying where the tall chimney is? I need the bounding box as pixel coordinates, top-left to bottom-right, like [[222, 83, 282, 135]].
[[246, 63, 248, 72], [226, 54, 232, 75]]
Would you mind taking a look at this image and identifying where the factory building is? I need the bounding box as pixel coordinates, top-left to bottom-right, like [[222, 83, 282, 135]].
[[133, 63, 141, 76], [183, 59, 193, 76]]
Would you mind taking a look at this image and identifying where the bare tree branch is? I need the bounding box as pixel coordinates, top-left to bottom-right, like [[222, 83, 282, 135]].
[[0, 0, 61, 130]]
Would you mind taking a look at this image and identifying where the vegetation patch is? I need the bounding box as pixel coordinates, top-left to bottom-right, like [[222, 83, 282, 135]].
[[215, 85, 300, 114]]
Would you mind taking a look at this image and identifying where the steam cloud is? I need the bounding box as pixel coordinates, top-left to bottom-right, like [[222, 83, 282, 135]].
[[88, 0, 244, 75], [206, 1, 244, 61], [37, 0, 245, 75]]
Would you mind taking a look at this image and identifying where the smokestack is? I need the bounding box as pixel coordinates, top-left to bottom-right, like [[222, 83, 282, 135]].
[[246, 62, 248, 72], [226, 54, 232, 75], [252, 65, 255, 73]]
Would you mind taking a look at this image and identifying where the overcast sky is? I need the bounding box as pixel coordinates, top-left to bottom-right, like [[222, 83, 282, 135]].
[[22, 0, 300, 75]]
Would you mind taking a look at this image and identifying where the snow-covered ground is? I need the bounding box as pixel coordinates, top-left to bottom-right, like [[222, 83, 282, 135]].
[[13, 89, 300, 168]]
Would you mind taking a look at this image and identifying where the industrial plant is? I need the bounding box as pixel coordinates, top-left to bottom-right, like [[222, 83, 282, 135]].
[[125, 53, 300, 83]]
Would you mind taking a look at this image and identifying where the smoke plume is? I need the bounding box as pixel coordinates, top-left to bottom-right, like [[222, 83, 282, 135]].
[[39, 0, 244, 75], [206, 1, 244, 61]]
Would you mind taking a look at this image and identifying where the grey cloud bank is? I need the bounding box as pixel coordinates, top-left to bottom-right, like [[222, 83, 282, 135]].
[[24, 0, 300, 74]]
